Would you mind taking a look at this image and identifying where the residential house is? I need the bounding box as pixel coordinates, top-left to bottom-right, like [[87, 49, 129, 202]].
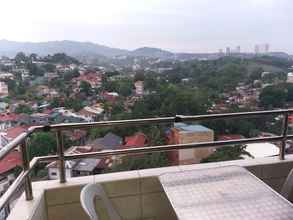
[[5, 126, 28, 140], [30, 113, 50, 125], [0, 72, 14, 80], [0, 102, 8, 113], [0, 113, 28, 130], [78, 104, 104, 121], [87, 132, 123, 151], [47, 146, 108, 180], [14, 68, 29, 80], [30, 76, 46, 86], [166, 123, 214, 165], [0, 82, 8, 97], [0, 150, 22, 195], [44, 72, 58, 80], [102, 92, 119, 103], [36, 85, 50, 97], [134, 81, 144, 96], [73, 72, 102, 88], [0, 126, 30, 148], [123, 132, 147, 148], [52, 108, 93, 123], [63, 129, 87, 144], [56, 64, 72, 73]]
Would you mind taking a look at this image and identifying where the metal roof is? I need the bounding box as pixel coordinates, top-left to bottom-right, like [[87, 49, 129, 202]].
[[174, 123, 212, 133]]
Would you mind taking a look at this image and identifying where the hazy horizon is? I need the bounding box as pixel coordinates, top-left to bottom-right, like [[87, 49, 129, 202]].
[[1, 0, 292, 54]]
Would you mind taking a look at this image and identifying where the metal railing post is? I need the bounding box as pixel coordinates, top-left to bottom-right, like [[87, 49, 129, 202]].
[[280, 111, 289, 160], [20, 141, 33, 200], [56, 130, 66, 183]]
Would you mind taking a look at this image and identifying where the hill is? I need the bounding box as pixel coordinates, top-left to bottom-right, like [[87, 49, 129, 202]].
[[129, 47, 174, 59], [0, 40, 128, 57]]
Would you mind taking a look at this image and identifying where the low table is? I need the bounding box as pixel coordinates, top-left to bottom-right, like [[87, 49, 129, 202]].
[[159, 166, 293, 220]]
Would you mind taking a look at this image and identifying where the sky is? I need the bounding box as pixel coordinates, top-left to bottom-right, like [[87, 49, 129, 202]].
[[0, 0, 292, 53]]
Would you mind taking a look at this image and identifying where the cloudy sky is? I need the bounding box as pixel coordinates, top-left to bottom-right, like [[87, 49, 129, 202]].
[[0, 0, 292, 53]]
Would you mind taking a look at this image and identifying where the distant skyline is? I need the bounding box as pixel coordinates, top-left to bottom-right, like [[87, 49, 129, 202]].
[[0, 0, 292, 53]]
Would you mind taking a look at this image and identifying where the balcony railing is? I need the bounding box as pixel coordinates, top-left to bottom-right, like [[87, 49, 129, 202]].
[[0, 109, 293, 217]]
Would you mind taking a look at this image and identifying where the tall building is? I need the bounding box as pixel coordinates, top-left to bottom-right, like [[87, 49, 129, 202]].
[[265, 43, 270, 53], [254, 45, 259, 54], [219, 49, 223, 54], [255, 43, 270, 54], [236, 46, 241, 53], [0, 82, 8, 97], [166, 123, 214, 165], [226, 47, 231, 55]]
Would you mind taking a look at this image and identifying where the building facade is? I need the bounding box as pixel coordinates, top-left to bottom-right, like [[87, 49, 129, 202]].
[[167, 123, 214, 165]]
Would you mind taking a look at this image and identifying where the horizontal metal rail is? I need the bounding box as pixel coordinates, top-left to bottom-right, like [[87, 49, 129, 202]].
[[0, 109, 292, 217], [34, 109, 293, 132], [33, 134, 293, 162]]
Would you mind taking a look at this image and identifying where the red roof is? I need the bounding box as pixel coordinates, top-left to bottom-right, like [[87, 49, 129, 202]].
[[124, 133, 147, 148], [217, 134, 244, 141], [289, 115, 293, 123], [0, 113, 23, 122], [5, 126, 29, 140], [42, 109, 54, 115], [101, 92, 118, 103], [0, 151, 22, 174], [75, 73, 102, 84]]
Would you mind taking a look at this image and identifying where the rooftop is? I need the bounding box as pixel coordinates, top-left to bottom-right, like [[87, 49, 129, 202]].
[[174, 123, 212, 132], [0, 151, 21, 174]]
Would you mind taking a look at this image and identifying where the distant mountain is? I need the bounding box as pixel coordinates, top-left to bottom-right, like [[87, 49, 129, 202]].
[[129, 47, 174, 59], [0, 40, 128, 57], [0, 39, 291, 62]]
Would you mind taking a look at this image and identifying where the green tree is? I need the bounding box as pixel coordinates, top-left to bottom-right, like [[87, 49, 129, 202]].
[[144, 74, 158, 91], [79, 81, 92, 96], [201, 145, 250, 163], [43, 63, 56, 72], [44, 53, 80, 65], [134, 72, 145, 82], [29, 53, 38, 62], [131, 85, 210, 118], [15, 104, 33, 114], [105, 71, 120, 78], [15, 52, 27, 65], [249, 67, 263, 83], [26, 62, 45, 76], [259, 85, 287, 108], [286, 83, 293, 102], [64, 97, 83, 111], [28, 133, 57, 160], [117, 80, 133, 97], [63, 68, 80, 81]]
